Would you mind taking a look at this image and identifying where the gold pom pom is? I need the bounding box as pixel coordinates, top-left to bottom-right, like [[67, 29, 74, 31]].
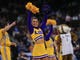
[[25, 2, 32, 9], [46, 19, 57, 25], [25, 2, 39, 14]]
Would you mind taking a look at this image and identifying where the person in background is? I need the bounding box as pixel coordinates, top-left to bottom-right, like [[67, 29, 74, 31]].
[[44, 25, 57, 60], [17, 50, 27, 60], [0, 21, 16, 60], [55, 24, 74, 60]]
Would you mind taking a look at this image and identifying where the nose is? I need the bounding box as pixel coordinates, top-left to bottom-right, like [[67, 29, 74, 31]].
[[34, 22, 37, 24]]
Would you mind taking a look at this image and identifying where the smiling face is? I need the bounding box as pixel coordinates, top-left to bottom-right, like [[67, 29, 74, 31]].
[[31, 17, 39, 27]]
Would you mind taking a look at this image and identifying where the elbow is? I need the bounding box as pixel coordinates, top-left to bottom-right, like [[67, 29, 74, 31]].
[[45, 37, 49, 41]]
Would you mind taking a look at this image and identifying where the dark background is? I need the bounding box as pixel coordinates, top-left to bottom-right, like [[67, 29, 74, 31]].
[[0, 0, 80, 15], [0, 0, 80, 27]]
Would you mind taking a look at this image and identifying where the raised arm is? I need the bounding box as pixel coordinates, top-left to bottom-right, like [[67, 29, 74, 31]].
[[2, 21, 16, 32], [44, 25, 53, 41], [27, 11, 33, 34], [40, 15, 48, 30]]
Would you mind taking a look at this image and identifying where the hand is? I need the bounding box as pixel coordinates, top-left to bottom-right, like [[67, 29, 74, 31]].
[[29, 45, 33, 52], [12, 21, 16, 26], [11, 42, 17, 47]]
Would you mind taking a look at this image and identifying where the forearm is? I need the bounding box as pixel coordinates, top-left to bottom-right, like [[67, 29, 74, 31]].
[[53, 41, 57, 50], [11, 42, 16, 46], [27, 11, 33, 34], [21, 56, 27, 60], [3, 21, 16, 32], [45, 25, 53, 41], [41, 15, 48, 29], [4, 24, 14, 31], [3, 42, 16, 46]]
